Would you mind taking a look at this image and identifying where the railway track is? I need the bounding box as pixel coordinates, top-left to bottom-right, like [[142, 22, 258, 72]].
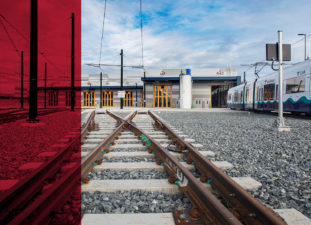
[[81, 110, 287, 225], [0, 108, 67, 124], [0, 111, 93, 225]]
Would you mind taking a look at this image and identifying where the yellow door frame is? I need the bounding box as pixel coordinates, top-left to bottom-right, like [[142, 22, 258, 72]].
[[103, 91, 114, 107], [124, 91, 133, 107], [83, 91, 95, 107], [153, 84, 172, 108]]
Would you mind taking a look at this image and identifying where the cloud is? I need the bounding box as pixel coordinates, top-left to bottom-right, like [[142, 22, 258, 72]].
[[82, 0, 311, 80]]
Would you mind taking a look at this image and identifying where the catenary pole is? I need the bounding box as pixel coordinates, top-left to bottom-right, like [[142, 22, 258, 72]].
[[44, 62, 47, 108], [278, 30, 284, 128], [120, 49, 124, 109], [100, 72, 102, 108], [136, 83, 138, 107], [143, 71, 146, 107], [70, 13, 75, 111], [20, 51, 24, 109], [28, 0, 38, 121]]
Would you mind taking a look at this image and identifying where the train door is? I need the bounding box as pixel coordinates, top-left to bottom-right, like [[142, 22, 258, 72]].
[[103, 91, 113, 107], [153, 85, 172, 108], [124, 91, 133, 107], [83, 91, 95, 107]]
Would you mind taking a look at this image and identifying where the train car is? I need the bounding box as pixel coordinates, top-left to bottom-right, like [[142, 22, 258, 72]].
[[283, 61, 311, 114], [255, 72, 279, 111], [227, 84, 245, 110], [227, 59, 311, 114], [245, 79, 256, 110]]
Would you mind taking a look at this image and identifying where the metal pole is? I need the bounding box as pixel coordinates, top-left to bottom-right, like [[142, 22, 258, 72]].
[[44, 62, 47, 108], [100, 72, 102, 108], [120, 49, 123, 109], [136, 83, 138, 107], [278, 30, 285, 127], [304, 34, 307, 61], [20, 51, 24, 109], [70, 12, 75, 111], [143, 71, 146, 107], [28, 0, 38, 121]]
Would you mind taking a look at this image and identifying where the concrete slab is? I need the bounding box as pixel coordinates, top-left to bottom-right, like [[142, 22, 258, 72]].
[[100, 150, 215, 159], [212, 161, 234, 170], [231, 177, 262, 190], [110, 144, 146, 149], [19, 162, 43, 170], [82, 213, 175, 225], [82, 144, 98, 150], [275, 208, 311, 225], [191, 143, 203, 148], [37, 151, 57, 158], [82, 179, 179, 194], [93, 161, 232, 171], [0, 179, 19, 191]]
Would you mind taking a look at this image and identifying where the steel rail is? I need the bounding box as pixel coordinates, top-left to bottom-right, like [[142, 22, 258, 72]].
[[106, 111, 242, 225], [0, 132, 80, 224], [81, 111, 137, 182], [81, 110, 96, 140], [1, 111, 137, 224], [148, 110, 286, 225], [8, 111, 137, 224], [0, 108, 67, 124]]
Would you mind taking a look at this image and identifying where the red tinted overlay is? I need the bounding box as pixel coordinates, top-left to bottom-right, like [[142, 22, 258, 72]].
[[0, 1, 81, 224]]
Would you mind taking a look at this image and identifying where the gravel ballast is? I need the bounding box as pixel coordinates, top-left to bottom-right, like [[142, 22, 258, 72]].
[[82, 191, 191, 214], [87, 169, 169, 180], [155, 110, 311, 218]]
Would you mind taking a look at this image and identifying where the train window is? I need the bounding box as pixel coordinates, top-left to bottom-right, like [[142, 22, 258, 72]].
[[240, 91, 243, 102], [264, 84, 275, 101], [286, 76, 305, 94], [246, 88, 250, 102], [234, 92, 238, 102], [228, 94, 232, 101]]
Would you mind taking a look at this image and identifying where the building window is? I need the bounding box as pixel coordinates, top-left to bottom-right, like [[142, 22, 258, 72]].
[[48, 90, 58, 106], [66, 91, 71, 106], [286, 76, 305, 94]]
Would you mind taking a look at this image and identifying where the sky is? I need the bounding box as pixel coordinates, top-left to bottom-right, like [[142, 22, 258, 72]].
[[82, 0, 311, 81]]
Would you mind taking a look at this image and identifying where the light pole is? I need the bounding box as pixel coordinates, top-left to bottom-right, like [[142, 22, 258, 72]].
[[298, 33, 306, 61]]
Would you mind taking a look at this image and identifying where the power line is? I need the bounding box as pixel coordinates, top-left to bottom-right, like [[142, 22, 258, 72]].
[[140, 0, 144, 67], [99, 0, 107, 67], [0, 14, 68, 74], [0, 17, 20, 56], [292, 34, 311, 46]]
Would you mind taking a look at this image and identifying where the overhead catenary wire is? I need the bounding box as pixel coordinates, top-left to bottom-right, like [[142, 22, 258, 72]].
[[0, 17, 20, 56], [291, 34, 311, 46], [139, 0, 144, 68], [98, 0, 107, 67], [0, 14, 68, 74]]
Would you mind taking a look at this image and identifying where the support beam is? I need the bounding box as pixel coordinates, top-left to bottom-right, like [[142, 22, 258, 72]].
[[28, 0, 38, 121], [70, 12, 75, 111], [20, 51, 24, 109]]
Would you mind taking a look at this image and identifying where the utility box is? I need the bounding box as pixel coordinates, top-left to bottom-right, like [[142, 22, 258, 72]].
[[266, 43, 291, 61]]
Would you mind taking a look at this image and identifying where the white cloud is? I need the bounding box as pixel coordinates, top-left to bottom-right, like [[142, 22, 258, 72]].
[[82, 0, 311, 80]]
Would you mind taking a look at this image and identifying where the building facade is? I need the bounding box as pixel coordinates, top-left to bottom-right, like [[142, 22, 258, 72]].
[[81, 67, 241, 108]]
